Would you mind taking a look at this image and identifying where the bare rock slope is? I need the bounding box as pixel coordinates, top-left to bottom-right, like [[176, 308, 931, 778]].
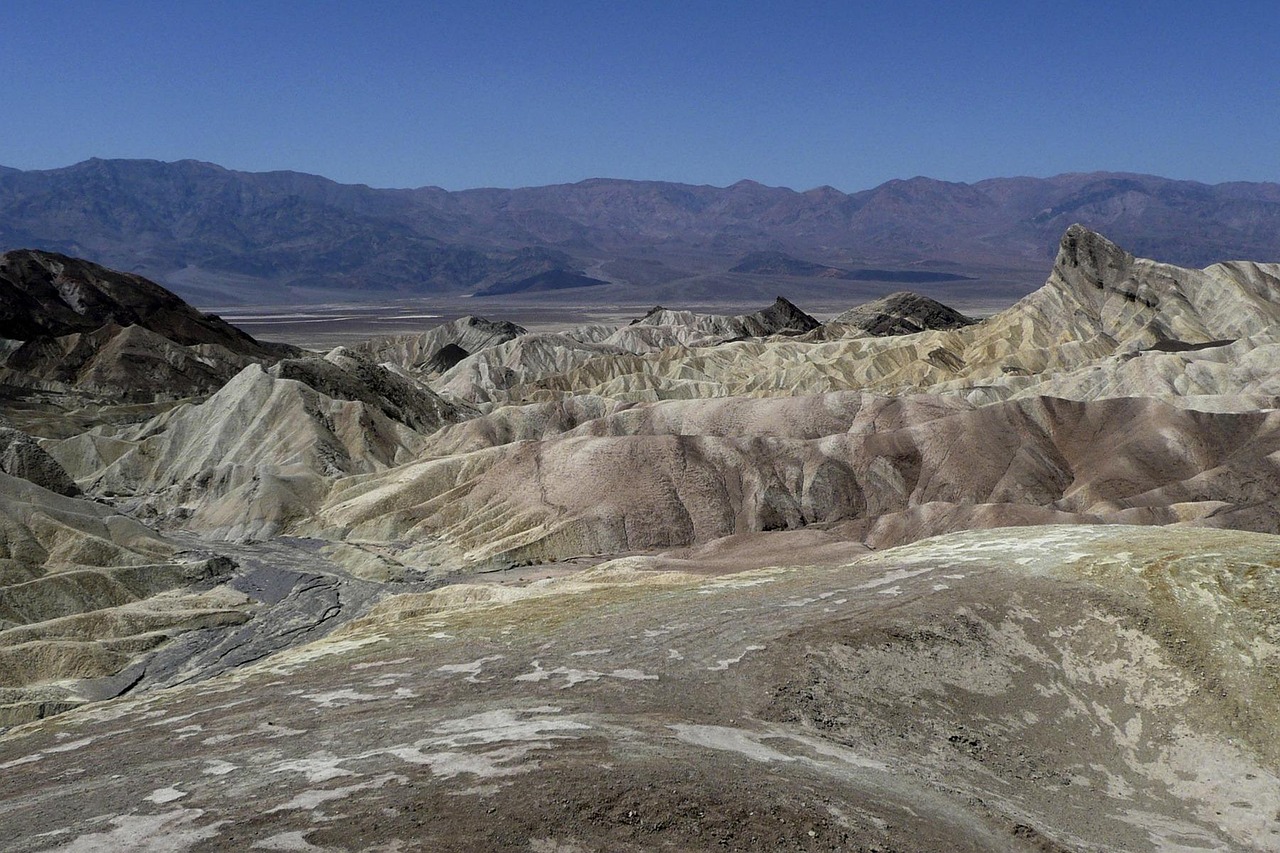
[[0, 249, 298, 400], [1, 525, 1276, 851]]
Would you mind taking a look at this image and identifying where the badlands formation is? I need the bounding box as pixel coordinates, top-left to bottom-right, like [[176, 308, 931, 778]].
[[0, 225, 1278, 851]]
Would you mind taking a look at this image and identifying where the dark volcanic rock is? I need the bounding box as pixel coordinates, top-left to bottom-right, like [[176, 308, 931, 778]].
[[271, 349, 469, 434], [0, 249, 280, 357], [830, 291, 976, 336], [424, 342, 470, 373], [742, 295, 822, 335], [635, 296, 820, 338], [1, 323, 257, 401], [0, 250, 301, 401], [0, 427, 79, 495]]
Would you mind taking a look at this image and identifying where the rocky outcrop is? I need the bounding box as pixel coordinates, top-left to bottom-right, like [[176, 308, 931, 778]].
[[0, 322, 257, 401], [428, 299, 824, 405], [633, 296, 820, 340], [0, 426, 79, 495], [352, 316, 527, 374], [828, 291, 975, 336], [271, 348, 471, 434], [0, 471, 250, 724], [0, 249, 282, 357], [0, 251, 298, 401]]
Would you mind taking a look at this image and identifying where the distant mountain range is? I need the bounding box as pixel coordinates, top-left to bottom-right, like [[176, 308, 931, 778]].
[[1, 158, 1278, 304]]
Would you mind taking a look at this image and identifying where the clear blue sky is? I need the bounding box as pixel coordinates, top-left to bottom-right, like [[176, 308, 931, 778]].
[[2, 0, 1276, 191]]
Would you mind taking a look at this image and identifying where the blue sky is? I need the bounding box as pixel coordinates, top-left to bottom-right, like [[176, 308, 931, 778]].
[[2, 1, 1276, 190]]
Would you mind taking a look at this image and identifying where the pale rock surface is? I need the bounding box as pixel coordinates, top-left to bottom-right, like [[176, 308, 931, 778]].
[[48, 363, 446, 539]]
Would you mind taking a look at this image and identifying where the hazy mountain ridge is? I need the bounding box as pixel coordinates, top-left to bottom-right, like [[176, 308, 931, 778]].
[[3, 159, 1280, 301]]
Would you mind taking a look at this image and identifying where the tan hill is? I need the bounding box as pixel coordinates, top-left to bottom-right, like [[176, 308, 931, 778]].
[[49, 352, 469, 540], [312, 394, 1280, 568], [430, 298, 822, 406]]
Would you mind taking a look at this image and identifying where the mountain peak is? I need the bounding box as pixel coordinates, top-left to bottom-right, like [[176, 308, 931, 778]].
[[1054, 224, 1135, 284]]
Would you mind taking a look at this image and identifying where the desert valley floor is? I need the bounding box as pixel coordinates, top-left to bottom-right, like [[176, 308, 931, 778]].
[[1, 225, 1279, 851]]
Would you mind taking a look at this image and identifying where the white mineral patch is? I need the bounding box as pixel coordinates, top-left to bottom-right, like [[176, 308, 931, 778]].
[[0, 753, 42, 769], [789, 733, 888, 770], [252, 830, 325, 851], [696, 569, 788, 594], [383, 745, 537, 780], [708, 645, 766, 671], [352, 656, 413, 670], [449, 783, 504, 797], [437, 655, 505, 683], [53, 808, 226, 852], [570, 649, 611, 657], [264, 636, 386, 674], [202, 760, 238, 776], [202, 721, 305, 746], [429, 708, 590, 747], [375, 708, 591, 780], [670, 725, 887, 773], [609, 669, 658, 681], [855, 567, 933, 590], [271, 755, 356, 784], [514, 661, 603, 688], [144, 787, 188, 804], [45, 736, 96, 753], [670, 725, 795, 763], [268, 773, 404, 813]]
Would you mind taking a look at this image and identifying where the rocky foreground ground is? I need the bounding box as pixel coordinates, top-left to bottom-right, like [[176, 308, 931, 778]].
[[1, 227, 1279, 850]]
